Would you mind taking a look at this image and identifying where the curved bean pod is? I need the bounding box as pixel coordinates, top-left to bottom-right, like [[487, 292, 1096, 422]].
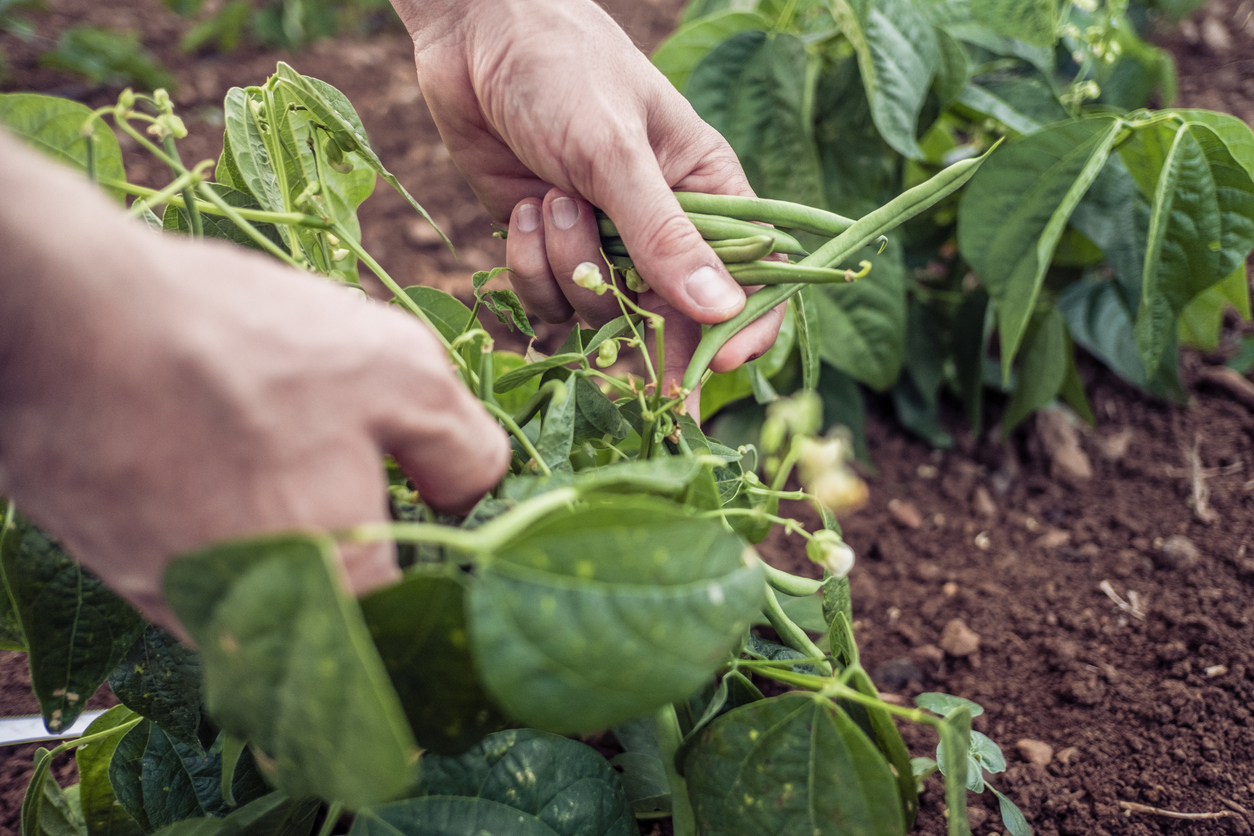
[[675, 191, 855, 238], [596, 212, 808, 256], [725, 261, 854, 285], [681, 144, 1001, 392], [603, 233, 777, 265]]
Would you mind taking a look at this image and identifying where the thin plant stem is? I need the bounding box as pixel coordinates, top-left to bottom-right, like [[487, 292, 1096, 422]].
[[482, 401, 552, 478], [316, 802, 344, 836], [163, 135, 202, 237], [654, 704, 696, 836], [198, 182, 303, 269], [762, 587, 831, 675]]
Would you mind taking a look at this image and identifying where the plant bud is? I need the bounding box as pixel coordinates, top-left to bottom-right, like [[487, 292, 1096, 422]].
[[766, 391, 822, 439], [117, 88, 135, 112], [573, 262, 608, 294], [331, 248, 350, 262], [153, 89, 170, 110], [760, 416, 786, 455], [625, 268, 649, 293], [806, 530, 855, 578], [596, 340, 619, 368]]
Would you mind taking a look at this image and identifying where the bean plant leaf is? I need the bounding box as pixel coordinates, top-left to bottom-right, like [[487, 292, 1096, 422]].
[[360, 574, 508, 756], [684, 693, 905, 836], [494, 354, 585, 393], [812, 237, 907, 390], [958, 117, 1122, 378], [970, 731, 1007, 773], [969, 0, 1059, 47], [937, 710, 973, 836], [467, 497, 764, 734], [163, 534, 419, 808], [609, 751, 670, 815], [1133, 122, 1254, 376], [413, 729, 635, 836], [109, 722, 264, 832], [1, 516, 144, 733], [861, 0, 940, 160], [0, 92, 127, 203], [792, 288, 821, 390], [652, 10, 770, 93], [271, 64, 450, 250], [400, 287, 474, 343], [572, 376, 631, 443], [535, 380, 577, 475], [480, 290, 535, 338], [22, 746, 87, 836], [916, 692, 984, 719], [1166, 109, 1254, 178], [1000, 308, 1068, 436], [161, 184, 284, 253], [221, 88, 285, 223], [989, 785, 1033, 836], [76, 707, 143, 836], [108, 625, 202, 752], [349, 797, 560, 836], [139, 793, 318, 836], [686, 30, 826, 206], [841, 668, 919, 827]]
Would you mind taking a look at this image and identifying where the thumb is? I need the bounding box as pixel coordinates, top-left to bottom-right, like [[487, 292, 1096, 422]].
[[597, 155, 746, 325]]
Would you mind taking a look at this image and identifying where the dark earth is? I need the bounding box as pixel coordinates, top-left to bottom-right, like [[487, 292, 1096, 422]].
[[2, 1, 1253, 834]]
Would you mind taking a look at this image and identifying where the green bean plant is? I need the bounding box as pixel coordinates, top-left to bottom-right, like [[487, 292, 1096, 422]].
[[658, 0, 1254, 451], [0, 64, 1034, 836]]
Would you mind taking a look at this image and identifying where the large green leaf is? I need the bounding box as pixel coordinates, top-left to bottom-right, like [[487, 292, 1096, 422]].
[[221, 88, 285, 220], [142, 793, 319, 836], [652, 10, 769, 92], [1, 516, 144, 732], [163, 534, 419, 808], [109, 722, 256, 833], [1056, 274, 1185, 401], [969, 0, 1058, 47], [1166, 109, 1254, 178], [814, 55, 899, 218], [1133, 122, 1254, 376], [685, 30, 826, 206], [0, 93, 127, 203], [414, 729, 635, 836], [360, 574, 508, 756], [271, 64, 447, 247], [958, 117, 1121, 377], [108, 625, 203, 751], [812, 238, 907, 391], [350, 797, 559, 836], [860, 0, 940, 160], [893, 298, 952, 447], [76, 707, 143, 836], [467, 497, 764, 733], [1000, 308, 1068, 435], [684, 693, 905, 836], [535, 379, 577, 475], [572, 375, 631, 444]]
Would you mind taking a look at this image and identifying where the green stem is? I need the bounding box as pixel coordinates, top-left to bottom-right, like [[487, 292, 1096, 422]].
[[317, 802, 344, 836], [763, 563, 823, 596], [47, 715, 144, 757], [128, 169, 199, 218], [102, 180, 332, 227], [654, 704, 696, 836], [763, 587, 832, 675], [482, 401, 551, 477], [198, 182, 303, 269], [163, 135, 202, 237]]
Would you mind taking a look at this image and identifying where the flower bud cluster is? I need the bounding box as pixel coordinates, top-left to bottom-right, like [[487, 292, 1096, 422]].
[[806, 529, 855, 578], [798, 432, 868, 515]]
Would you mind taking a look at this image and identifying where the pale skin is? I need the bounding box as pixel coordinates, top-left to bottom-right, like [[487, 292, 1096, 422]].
[[0, 0, 781, 630]]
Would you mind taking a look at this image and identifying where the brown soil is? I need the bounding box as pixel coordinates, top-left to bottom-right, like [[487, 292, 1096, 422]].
[[2, 2, 1253, 835]]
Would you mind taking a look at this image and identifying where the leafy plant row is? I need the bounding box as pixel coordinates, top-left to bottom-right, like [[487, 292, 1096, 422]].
[[2, 63, 1030, 836], [659, 0, 1254, 450]]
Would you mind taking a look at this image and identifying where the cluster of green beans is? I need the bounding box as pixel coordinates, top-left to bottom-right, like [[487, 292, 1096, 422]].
[[597, 193, 863, 288], [676, 145, 1000, 393]]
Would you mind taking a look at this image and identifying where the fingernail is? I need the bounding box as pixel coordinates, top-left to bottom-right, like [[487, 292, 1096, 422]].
[[552, 197, 579, 230], [685, 265, 743, 312], [517, 203, 540, 233]]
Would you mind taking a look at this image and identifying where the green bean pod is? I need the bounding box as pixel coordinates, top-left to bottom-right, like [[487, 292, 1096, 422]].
[[596, 212, 808, 256], [681, 143, 1001, 392], [726, 261, 856, 285], [674, 191, 856, 238], [603, 233, 777, 265]]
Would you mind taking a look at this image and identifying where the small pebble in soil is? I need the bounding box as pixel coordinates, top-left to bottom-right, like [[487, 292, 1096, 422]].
[[1016, 738, 1054, 766], [942, 582, 958, 597], [1097, 428, 1133, 460], [972, 485, 998, 518], [966, 807, 989, 829], [916, 464, 939, 479], [1154, 534, 1200, 570], [940, 618, 981, 657], [1055, 746, 1079, 765], [914, 644, 945, 667], [888, 498, 923, 529], [1204, 664, 1229, 677], [1034, 529, 1071, 550], [974, 531, 991, 550]]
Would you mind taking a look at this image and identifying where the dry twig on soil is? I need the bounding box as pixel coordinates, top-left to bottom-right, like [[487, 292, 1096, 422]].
[[1119, 801, 1240, 821]]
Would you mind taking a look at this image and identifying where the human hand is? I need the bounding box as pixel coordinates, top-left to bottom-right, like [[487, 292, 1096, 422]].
[[0, 136, 510, 631], [396, 0, 785, 406]]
